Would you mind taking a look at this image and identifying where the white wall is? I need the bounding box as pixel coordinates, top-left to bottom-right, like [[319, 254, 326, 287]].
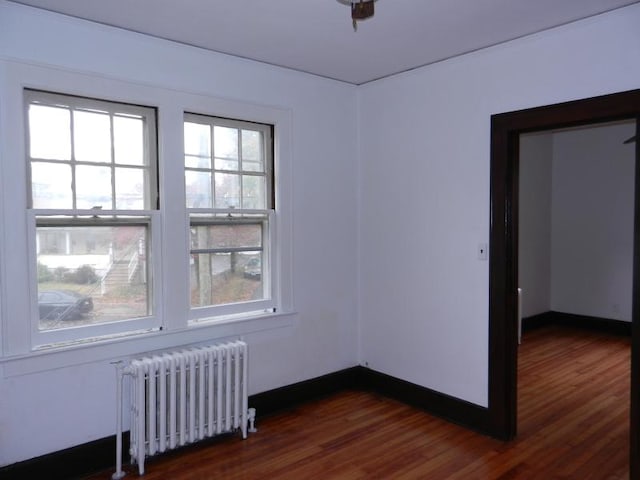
[[0, 2, 358, 466], [358, 4, 640, 407], [519, 134, 553, 318], [550, 122, 636, 321]]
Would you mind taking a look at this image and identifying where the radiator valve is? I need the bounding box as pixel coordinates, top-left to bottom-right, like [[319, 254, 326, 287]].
[[248, 407, 257, 433]]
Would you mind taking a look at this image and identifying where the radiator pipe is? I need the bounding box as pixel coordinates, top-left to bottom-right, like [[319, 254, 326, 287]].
[[112, 361, 126, 480]]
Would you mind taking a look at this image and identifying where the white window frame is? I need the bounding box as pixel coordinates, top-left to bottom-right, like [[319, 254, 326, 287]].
[[0, 61, 294, 371], [184, 113, 277, 322], [24, 89, 162, 347]]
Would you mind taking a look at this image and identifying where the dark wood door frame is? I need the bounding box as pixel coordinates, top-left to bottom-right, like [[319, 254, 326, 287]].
[[488, 89, 640, 476]]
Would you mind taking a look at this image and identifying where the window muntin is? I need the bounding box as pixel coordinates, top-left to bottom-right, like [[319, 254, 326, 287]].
[[184, 116, 269, 210], [184, 114, 274, 317], [25, 90, 158, 341], [26, 90, 156, 211]]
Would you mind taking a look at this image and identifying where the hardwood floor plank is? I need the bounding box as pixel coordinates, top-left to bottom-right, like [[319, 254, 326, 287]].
[[85, 325, 630, 479]]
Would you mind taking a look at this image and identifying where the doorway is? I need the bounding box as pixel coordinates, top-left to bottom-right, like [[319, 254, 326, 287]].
[[519, 121, 635, 326], [487, 89, 640, 477]]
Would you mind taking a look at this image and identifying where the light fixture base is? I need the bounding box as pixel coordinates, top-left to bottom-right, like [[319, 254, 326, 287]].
[[337, 0, 378, 31]]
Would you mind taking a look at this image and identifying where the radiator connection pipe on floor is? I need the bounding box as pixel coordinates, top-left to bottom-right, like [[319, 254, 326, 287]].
[[248, 407, 257, 433]]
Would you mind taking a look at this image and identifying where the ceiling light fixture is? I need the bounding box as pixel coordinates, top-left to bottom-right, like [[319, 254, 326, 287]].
[[337, 0, 378, 32]]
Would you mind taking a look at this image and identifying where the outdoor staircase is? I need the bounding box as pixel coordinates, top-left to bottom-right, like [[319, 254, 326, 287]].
[[102, 261, 132, 292]]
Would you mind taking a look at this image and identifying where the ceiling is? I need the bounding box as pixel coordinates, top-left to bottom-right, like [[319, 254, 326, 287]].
[[7, 0, 639, 85]]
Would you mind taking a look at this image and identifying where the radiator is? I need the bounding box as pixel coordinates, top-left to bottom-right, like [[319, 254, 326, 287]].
[[112, 340, 256, 477]]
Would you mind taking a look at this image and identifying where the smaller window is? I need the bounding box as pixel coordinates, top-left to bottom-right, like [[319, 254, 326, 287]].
[[184, 113, 274, 320]]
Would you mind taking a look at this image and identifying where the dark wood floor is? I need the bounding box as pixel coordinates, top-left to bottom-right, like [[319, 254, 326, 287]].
[[86, 325, 630, 479]]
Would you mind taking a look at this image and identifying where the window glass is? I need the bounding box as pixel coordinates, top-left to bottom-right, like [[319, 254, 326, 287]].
[[184, 114, 273, 315], [185, 170, 212, 208], [31, 162, 72, 209], [28, 105, 71, 160], [114, 116, 144, 165], [36, 224, 150, 330], [75, 165, 112, 209], [241, 130, 263, 172], [26, 90, 157, 340], [27, 92, 155, 211], [73, 110, 111, 163], [213, 126, 238, 171], [190, 251, 263, 308]]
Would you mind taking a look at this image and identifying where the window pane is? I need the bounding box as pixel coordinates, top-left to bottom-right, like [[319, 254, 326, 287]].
[[214, 126, 238, 170], [185, 170, 212, 208], [214, 126, 238, 159], [190, 251, 263, 307], [215, 157, 238, 171], [185, 155, 210, 169], [114, 116, 144, 166], [191, 224, 262, 250], [242, 175, 266, 209], [29, 105, 71, 160], [184, 122, 211, 157], [115, 167, 145, 209], [76, 165, 112, 209], [31, 162, 72, 209], [242, 130, 264, 172], [74, 110, 112, 163], [214, 173, 240, 208], [37, 224, 150, 330]]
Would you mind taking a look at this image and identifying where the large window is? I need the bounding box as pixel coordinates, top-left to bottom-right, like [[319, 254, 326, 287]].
[[184, 114, 275, 319], [25, 90, 158, 343]]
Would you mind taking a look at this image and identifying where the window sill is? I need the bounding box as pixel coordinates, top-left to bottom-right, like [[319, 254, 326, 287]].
[[0, 310, 297, 378]]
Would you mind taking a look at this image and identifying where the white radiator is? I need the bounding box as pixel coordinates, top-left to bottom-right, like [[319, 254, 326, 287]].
[[112, 340, 256, 477]]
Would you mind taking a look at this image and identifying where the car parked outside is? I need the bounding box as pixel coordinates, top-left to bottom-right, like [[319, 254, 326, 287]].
[[243, 257, 261, 279], [38, 290, 94, 321]]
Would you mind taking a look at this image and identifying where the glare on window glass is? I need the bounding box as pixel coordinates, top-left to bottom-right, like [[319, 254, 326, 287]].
[[115, 167, 146, 209], [29, 105, 71, 161], [74, 110, 112, 163], [114, 116, 144, 166], [184, 122, 211, 157], [31, 162, 73, 209], [76, 165, 112, 209]]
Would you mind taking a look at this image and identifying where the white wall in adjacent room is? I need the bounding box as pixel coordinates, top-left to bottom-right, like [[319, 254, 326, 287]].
[[519, 121, 635, 322], [550, 122, 636, 321], [519, 133, 553, 318]]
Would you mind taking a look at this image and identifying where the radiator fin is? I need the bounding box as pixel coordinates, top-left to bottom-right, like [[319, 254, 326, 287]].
[[127, 340, 251, 475]]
